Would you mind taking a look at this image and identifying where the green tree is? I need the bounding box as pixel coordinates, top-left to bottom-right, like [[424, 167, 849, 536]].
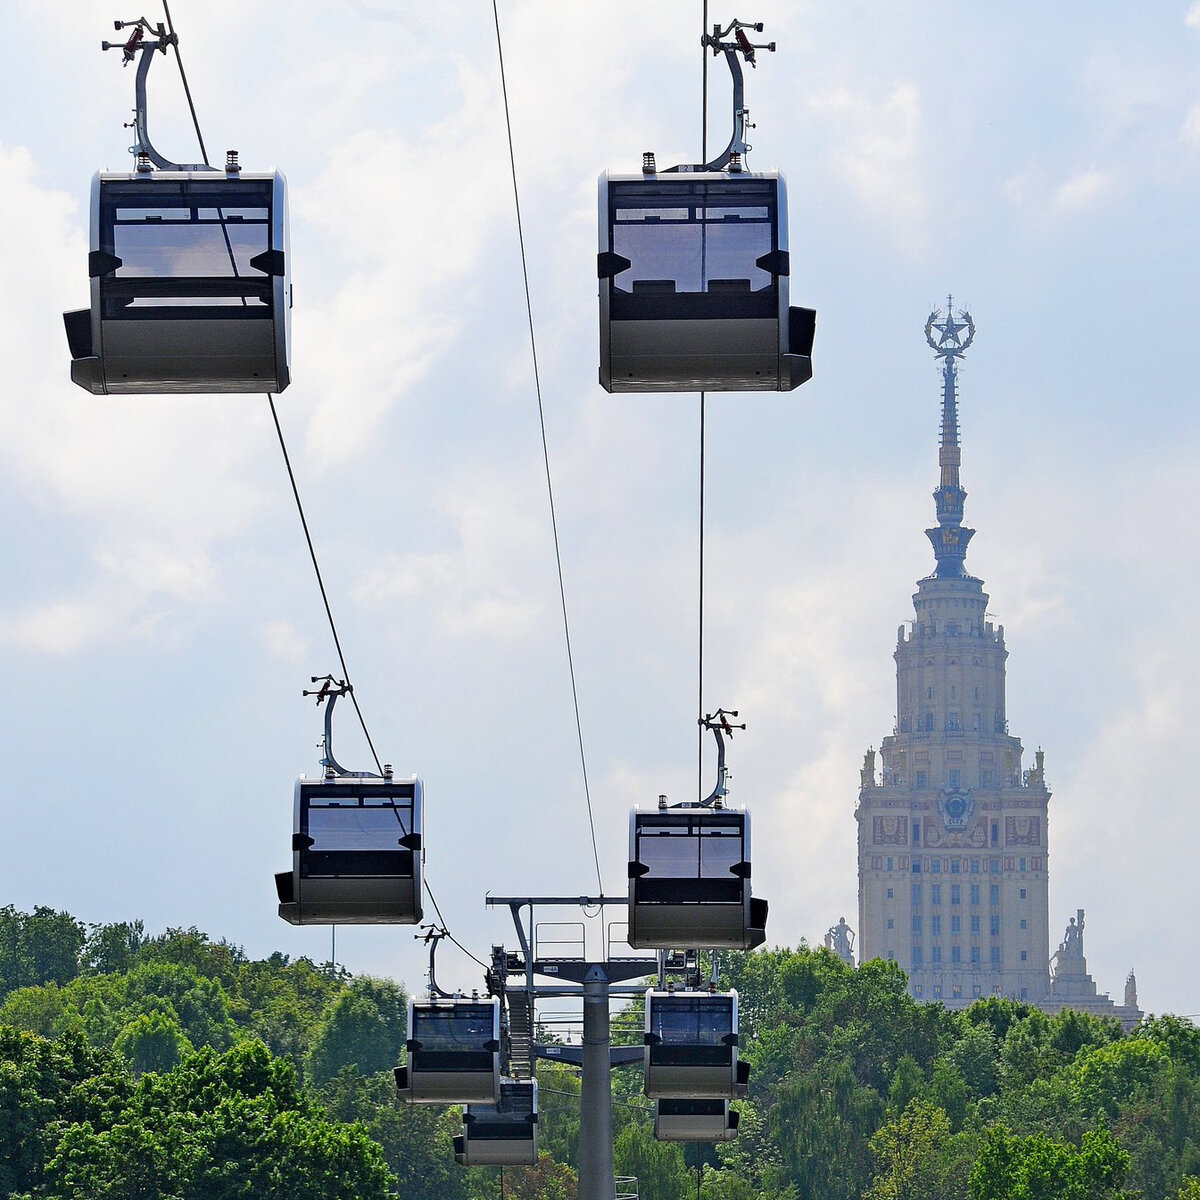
[[967, 1125, 1130, 1200], [306, 976, 407, 1084], [83, 919, 144, 975], [45, 1039, 397, 1200], [0, 905, 86, 998], [112, 1009, 194, 1075], [614, 1119, 689, 1200], [864, 1099, 963, 1200], [318, 1065, 467, 1200]]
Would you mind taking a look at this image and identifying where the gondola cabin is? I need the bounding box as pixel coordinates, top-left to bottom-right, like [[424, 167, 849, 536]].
[[598, 170, 814, 393], [644, 989, 748, 1099], [453, 1079, 538, 1167], [627, 806, 767, 950], [64, 167, 290, 394], [395, 997, 501, 1105], [275, 774, 422, 925], [654, 1098, 739, 1143]]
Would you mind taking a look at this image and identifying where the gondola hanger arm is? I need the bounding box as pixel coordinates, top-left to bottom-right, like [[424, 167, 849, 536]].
[[303, 674, 383, 779], [699, 708, 746, 807], [101, 14, 212, 171], [665, 17, 776, 174]]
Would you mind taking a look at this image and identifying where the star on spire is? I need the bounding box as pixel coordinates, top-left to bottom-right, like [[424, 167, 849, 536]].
[[925, 294, 975, 359]]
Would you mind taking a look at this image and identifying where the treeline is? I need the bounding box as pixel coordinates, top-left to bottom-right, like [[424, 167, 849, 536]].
[[2, 904, 1200, 1199]]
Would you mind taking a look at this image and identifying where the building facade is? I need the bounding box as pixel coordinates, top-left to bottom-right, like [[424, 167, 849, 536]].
[[855, 304, 1051, 1008]]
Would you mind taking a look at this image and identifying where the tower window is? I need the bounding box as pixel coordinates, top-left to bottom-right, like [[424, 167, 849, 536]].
[[990, 915, 1000, 936], [948, 769, 961, 788], [991, 823, 999, 845], [971, 915, 981, 935], [932, 947, 942, 964], [912, 821, 920, 845], [990, 947, 1001, 965], [970, 884, 980, 905], [951, 884, 961, 905], [911, 946, 923, 965], [951, 915, 961, 934], [1020, 950, 1028, 962], [886, 888, 894, 899], [990, 885, 999, 905], [931, 884, 941, 904], [888, 918, 894, 929], [970, 859, 980, 874], [971, 946, 981, 964], [1020, 919, 1027, 930], [1019, 888, 1026, 899], [916, 771, 928, 788], [951, 946, 962, 964], [932, 915, 942, 934], [911, 884, 922, 903]]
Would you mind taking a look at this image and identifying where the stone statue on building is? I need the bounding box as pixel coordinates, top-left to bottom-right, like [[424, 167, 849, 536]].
[[825, 916, 855, 965], [861, 748, 876, 789], [1125, 969, 1138, 1010], [1053, 909, 1085, 970]]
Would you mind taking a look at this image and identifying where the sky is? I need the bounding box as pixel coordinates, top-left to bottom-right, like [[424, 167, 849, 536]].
[[1, 0, 1198, 1018]]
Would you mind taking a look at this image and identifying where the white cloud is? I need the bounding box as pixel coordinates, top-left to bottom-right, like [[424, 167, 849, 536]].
[[1003, 165, 1114, 216], [1187, 1, 1200, 28], [808, 82, 927, 248], [1, 600, 111, 655], [1184, 102, 1200, 144], [1051, 167, 1113, 213], [265, 621, 310, 664]]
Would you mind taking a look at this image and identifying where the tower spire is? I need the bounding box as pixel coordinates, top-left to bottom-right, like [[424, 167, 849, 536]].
[[923, 296, 976, 579]]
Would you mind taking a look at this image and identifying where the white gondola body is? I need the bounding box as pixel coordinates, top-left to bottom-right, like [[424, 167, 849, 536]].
[[598, 170, 813, 393], [395, 997, 501, 1105], [654, 1097, 740, 1142], [276, 775, 423, 925], [65, 169, 290, 394], [454, 1079, 538, 1166], [644, 989, 747, 1099], [627, 807, 767, 950]]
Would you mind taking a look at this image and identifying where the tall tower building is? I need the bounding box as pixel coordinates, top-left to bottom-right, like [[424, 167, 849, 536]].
[[855, 302, 1051, 1008]]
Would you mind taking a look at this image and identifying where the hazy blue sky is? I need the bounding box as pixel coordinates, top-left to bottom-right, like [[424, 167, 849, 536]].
[[2, 1, 1198, 1018]]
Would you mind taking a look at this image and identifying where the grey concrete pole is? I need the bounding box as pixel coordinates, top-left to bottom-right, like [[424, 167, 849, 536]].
[[579, 973, 616, 1200]]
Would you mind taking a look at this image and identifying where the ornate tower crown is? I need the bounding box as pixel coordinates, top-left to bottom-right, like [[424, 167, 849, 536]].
[[923, 296, 977, 579]]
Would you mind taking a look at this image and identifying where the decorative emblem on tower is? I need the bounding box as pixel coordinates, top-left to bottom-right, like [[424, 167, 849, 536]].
[[938, 787, 975, 830], [924, 296, 977, 580]]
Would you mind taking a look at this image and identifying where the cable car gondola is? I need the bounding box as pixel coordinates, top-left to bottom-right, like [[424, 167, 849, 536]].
[[628, 712, 767, 950], [597, 20, 813, 394], [395, 997, 501, 1105], [453, 1079, 538, 1167], [654, 1098, 740, 1143], [275, 772, 423, 925], [63, 19, 291, 395], [628, 805, 766, 950], [644, 989, 749, 1099]]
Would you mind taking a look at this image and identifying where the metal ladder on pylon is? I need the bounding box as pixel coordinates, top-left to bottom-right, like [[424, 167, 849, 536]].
[[506, 990, 534, 1080]]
